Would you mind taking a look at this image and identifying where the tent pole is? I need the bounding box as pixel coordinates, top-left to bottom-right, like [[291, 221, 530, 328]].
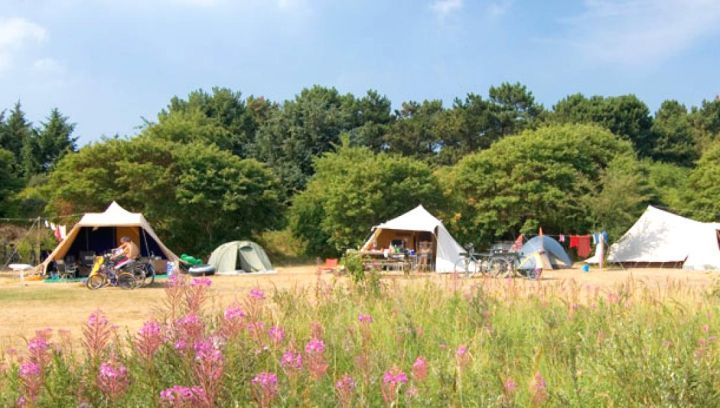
[[141, 228, 151, 258]]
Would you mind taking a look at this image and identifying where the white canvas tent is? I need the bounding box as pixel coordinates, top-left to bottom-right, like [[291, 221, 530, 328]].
[[40, 202, 179, 274], [361, 205, 465, 272], [608, 206, 720, 270]]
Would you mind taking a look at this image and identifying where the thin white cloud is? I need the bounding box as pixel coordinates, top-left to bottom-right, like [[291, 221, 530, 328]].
[[33, 57, 65, 74], [563, 0, 720, 65], [486, 0, 512, 18], [0, 17, 47, 71], [431, 0, 463, 17]]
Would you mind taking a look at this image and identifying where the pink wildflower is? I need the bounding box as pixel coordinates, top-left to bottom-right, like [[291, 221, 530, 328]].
[[358, 314, 373, 324], [305, 338, 325, 354], [18, 361, 43, 405], [529, 371, 548, 406], [174, 314, 205, 349], [82, 310, 113, 362], [192, 339, 224, 407], [97, 361, 129, 401], [251, 372, 278, 408], [504, 377, 518, 397], [159, 385, 207, 406], [381, 367, 408, 405], [456, 344, 470, 368], [191, 277, 212, 287], [135, 320, 164, 361], [412, 356, 428, 382], [268, 326, 285, 345], [281, 350, 303, 372], [305, 338, 328, 379], [335, 374, 356, 408], [249, 287, 265, 300], [224, 306, 246, 320]]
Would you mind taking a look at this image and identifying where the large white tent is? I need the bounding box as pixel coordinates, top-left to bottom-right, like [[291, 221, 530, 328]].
[[608, 206, 720, 270], [361, 205, 465, 272], [40, 202, 179, 274]]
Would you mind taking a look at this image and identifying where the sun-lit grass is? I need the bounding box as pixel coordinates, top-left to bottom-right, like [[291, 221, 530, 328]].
[[1, 273, 719, 406]]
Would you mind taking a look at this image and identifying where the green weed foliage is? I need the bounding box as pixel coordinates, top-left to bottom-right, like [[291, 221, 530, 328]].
[[1, 275, 719, 407]]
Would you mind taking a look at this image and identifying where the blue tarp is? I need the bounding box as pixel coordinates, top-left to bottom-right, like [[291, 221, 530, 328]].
[[518, 235, 572, 270]]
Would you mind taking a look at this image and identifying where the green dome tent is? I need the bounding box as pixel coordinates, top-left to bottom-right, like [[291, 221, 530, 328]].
[[208, 241, 274, 275]]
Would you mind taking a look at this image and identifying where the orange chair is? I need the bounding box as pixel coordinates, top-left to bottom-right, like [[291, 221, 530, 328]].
[[318, 258, 339, 273]]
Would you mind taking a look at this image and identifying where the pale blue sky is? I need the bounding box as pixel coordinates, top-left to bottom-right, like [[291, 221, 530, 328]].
[[1, 0, 719, 144]]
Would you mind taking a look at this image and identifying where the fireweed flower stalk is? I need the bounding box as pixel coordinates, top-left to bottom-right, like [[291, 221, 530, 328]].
[[244, 287, 266, 323], [251, 372, 278, 408], [164, 274, 188, 320], [135, 320, 164, 362], [412, 357, 428, 382], [335, 374, 356, 408], [529, 371, 548, 406], [97, 360, 129, 402], [280, 349, 303, 376], [185, 278, 212, 314], [219, 305, 246, 339], [381, 367, 408, 406], [173, 314, 205, 353], [268, 326, 285, 347], [305, 338, 329, 380], [82, 310, 114, 363], [18, 361, 42, 406], [192, 340, 224, 406]]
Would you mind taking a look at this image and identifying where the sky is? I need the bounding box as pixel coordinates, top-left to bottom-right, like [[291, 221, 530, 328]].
[[1, 0, 719, 144]]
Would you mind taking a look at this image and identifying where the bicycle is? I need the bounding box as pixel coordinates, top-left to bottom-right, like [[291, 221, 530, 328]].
[[86, 253, 136, 290], [454, 243, 518, 278], [127, 258, 156, 288], [454, 244, 484, 276]]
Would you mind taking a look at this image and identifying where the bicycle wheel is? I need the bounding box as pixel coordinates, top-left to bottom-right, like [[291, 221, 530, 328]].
[[86, 274, 107, 290], [117, 272, 136, 290], [488, 258, 511, 277], [143, 264, 155, 287]]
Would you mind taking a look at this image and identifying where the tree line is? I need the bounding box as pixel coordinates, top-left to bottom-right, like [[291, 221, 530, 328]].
[[1, 84, 719, 257]]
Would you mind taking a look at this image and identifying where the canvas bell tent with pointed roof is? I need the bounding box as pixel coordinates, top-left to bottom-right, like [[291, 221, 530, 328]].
[[40, 202, 179, 274], [361, 205, 465, 272], [208, 240, 274, 275], [607, 206, 720, 270]]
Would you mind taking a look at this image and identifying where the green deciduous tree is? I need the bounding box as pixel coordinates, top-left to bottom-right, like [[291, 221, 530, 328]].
[[650, 100, 698, 166], [684, 142, 720, 221], [41, 137, 283, 255], [552, 94, 655, 157], [289, 141, 442, 256], [0, 148, 21, 216], [254, 86, 391, 196], [450, 124, 641, 246], [156, 87, 265, 158]]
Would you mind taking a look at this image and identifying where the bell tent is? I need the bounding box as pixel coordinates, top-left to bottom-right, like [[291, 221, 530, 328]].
[[517, 235, 572, 270], [208, 241, 274, 275], [361, 205, 464, 272], [40, 202, 179, 274], [607, 206, 720, 270]]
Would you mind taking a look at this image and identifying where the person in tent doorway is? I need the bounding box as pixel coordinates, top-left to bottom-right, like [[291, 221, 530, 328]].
[[111, 236, 140, 270]]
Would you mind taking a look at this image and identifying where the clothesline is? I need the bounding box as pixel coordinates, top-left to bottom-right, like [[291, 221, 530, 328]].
[[0, 213, 84, 223]]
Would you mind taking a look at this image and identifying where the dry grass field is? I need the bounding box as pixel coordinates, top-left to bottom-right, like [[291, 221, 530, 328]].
[[0, 265, 716, 350]]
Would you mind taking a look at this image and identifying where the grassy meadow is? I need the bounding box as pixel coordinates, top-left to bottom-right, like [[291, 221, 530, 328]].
[[1, 272, 719, 407]]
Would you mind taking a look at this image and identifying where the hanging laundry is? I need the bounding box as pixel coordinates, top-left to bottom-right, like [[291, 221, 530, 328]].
[[559, 234, 565, 243], [59, 225, 67, 240], [576, 235, 592, 258], [44, 220, 49, 228], [54, 226, 62, 241], [569, 235, 579, 248]]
